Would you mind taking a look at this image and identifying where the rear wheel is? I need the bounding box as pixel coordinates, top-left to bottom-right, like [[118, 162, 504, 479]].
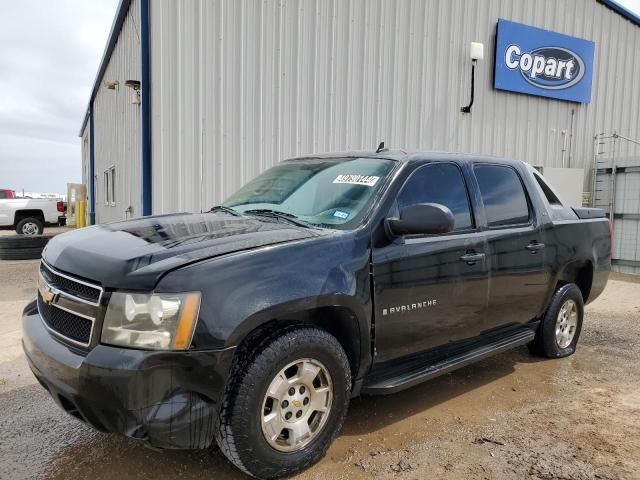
[[529, 283, 584, 358], [15, 217, 44, 235], [216, 326, 351, 479]]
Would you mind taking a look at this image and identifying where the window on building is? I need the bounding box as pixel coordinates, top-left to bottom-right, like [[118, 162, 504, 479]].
[[104, 170, 110, 205], [109, 166, 116, 206], [103, 167, 116, 206], [474, 165, 530, 227], [396, 163, 474, 231]]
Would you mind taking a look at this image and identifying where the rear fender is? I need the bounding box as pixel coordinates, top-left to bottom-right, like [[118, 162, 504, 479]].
[[540, 259, 594, 314]]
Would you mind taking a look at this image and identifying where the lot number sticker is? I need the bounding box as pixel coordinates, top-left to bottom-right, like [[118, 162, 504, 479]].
[[333, 174, 380, 187], [332, 210, 350, 219]]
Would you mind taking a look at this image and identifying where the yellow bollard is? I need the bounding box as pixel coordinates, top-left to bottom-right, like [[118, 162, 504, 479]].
[[76, 201, 86, 228]]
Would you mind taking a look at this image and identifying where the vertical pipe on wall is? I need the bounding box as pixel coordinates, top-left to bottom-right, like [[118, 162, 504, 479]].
[[140, 0, 152, 216], [88, 108, 96, 225], [591, 133, 600, 207], [609, 133, 618, 223], [568, 109, 575, 168]]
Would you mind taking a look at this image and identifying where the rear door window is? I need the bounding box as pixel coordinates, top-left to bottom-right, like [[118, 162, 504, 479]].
[[474, 165, 530, 227]]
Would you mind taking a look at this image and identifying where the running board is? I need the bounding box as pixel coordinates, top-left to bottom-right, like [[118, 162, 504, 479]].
[[362, 329, 535, 395]]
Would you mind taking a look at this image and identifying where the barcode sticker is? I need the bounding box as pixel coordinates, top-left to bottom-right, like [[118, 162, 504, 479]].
[[333, 174, 380, 187]]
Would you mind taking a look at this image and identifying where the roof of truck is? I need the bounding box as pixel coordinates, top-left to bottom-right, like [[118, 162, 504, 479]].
[[287, 149, 523, 166]]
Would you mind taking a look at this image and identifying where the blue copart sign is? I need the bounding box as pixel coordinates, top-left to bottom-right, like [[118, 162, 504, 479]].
[[494, 19, 595, 103]]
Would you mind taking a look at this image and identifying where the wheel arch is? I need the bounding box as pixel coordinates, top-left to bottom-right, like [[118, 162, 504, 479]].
[[227, 298, 370, 383], [14, 209, 45, 225], [555, 259, 594, 303]]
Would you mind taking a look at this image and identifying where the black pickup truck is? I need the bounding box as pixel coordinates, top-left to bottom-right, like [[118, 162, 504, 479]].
[[23, 151, 611, 479]]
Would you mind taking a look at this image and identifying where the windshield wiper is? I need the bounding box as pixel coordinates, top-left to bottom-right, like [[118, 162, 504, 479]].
[[244, 209, 313, 228], [208, 205, 242, 217]]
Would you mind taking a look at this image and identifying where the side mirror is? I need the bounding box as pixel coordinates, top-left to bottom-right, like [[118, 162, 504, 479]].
[[385, 203, 454, 237]]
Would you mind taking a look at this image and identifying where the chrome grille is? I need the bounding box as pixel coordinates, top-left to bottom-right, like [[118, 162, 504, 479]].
[[40, 262, 102, 304], [37, 261, 103, 348], [38, 293, 93, 345]]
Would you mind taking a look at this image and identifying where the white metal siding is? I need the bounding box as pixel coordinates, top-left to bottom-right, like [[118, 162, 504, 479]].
[[146, 0, 640, 214], [92, 0, 141, 223], [613, 170, 640, 273], [614, 162, 640, 274], [593, 142, 640, 273]]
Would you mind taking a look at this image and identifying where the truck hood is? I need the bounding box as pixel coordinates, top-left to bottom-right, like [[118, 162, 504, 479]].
[[42, 212, 324, 290]]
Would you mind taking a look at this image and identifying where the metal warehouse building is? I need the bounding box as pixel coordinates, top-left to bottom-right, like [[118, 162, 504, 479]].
[[80, 0, 640, 273]]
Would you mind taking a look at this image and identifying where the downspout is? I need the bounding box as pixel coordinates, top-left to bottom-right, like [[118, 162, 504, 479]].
[[88, 107, 96, 225], [560, 130, 567, 168], [140, 0, 152, 216], [568, 109, 575, 168]]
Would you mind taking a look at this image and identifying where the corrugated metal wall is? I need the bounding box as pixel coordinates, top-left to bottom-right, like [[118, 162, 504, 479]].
[[612, 165, 640, 274], [88, 0, 141, 223], [146, 0, 640, 214], [593, 133, 640, 274]]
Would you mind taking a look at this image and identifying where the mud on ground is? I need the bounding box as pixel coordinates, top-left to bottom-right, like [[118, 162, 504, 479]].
[[0, 261, 638, 480]]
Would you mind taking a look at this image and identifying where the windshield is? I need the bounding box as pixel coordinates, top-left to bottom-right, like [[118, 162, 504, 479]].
[[222, 157, 396, 229]]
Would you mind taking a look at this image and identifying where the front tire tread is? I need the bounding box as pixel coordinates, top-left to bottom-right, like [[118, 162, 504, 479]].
[[216, 325, 351, 479]]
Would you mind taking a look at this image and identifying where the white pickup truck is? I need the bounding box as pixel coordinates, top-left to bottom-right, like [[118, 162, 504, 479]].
[[0, 197, 64, 234]]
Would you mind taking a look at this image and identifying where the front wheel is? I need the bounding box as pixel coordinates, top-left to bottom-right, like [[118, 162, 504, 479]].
[[529, 283, 584, 358], [216, 326, 351, 479]]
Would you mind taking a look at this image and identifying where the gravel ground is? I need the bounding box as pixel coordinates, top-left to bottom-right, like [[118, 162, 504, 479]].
[[0, 261, 638, 480]]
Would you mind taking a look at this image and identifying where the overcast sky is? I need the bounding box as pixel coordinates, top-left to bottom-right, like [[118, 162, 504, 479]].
[[1, 0, 639, 196], [0, 0, 118, 195]]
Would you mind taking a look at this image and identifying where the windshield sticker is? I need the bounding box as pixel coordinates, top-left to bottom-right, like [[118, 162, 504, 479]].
[[332, 210, 350, 220], [333, 174, 380, 187]]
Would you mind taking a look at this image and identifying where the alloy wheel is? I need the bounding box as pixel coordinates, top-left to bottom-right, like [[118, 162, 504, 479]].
[[261, 358, 333, 452], [555, 299, 578, 348]]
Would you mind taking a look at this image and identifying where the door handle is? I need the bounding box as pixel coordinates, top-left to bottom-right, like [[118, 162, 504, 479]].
[[526, 241, 546, 253], [460, 252, 486, 265]]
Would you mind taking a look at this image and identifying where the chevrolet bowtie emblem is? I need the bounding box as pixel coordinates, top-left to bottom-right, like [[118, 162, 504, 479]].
[[39, 279, 58, 305], [292, 400, 302, 408]]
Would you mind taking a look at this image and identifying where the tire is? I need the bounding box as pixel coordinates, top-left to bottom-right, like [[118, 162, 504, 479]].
[[0, 247, 44, 260], [15, 217, 44, 235], [0, 235, 52, 249], [216, 326, 351, 479], [529, 283, 584, 358]]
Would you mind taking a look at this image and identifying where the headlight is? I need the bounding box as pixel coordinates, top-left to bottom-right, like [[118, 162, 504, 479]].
[[102, 292, 201, 350]]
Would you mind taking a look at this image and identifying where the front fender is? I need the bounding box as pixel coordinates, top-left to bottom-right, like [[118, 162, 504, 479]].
[[156, 231, 373, 355], [225, 293, 369, 347]]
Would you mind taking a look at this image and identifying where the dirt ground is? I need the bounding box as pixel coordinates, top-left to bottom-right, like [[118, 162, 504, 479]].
[[0, 260, 638, 480]]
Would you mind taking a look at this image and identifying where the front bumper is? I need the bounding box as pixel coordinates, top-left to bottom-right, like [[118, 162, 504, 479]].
[[21, 300, 236, 449]]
